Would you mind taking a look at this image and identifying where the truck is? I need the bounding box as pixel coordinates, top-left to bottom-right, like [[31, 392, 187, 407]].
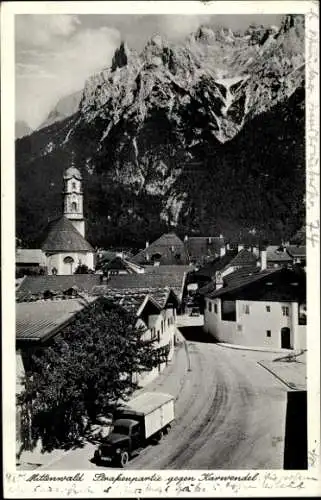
[[94, 392, 175, 467]]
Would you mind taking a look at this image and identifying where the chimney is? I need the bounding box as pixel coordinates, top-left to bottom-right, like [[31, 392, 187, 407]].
[[145, 241, 149, 249], [220, 246, 226, 258], [237, 244, 244, 253], [219, 234, 224, 239], [184, 235, 188, 242], [226, 242, 231, 251], [260, 249, 267, 270], [215, 271, 223, 289]]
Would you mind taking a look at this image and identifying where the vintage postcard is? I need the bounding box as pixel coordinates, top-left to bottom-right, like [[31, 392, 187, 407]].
[[1, 0, 320, 497]]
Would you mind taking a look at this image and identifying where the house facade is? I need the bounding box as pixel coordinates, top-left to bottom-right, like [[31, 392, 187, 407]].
[[203, 267, 306, 350]]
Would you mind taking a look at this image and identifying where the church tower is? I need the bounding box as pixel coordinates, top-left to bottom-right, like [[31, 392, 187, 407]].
[[63, 153, 85, 237]]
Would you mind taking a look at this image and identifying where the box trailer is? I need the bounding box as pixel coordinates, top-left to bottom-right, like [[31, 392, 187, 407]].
[[94, 392, 175, 467]]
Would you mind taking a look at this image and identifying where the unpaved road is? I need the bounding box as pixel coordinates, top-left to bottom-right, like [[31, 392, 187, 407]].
[[46, 328, 287, 470]]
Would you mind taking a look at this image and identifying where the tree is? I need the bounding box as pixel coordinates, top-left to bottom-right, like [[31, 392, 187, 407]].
[[18, 298, 158, 451], [74, 264, 92, 274]]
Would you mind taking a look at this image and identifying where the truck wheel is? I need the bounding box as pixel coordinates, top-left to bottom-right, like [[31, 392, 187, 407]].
[[156, 430, 163, 442], [94, 449, 102, 465], [119, 451, 129, 467]]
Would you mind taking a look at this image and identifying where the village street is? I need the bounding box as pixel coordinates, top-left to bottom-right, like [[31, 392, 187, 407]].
[[44, 327, 288, 470]]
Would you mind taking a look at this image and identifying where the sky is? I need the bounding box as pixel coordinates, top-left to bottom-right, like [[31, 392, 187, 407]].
[[15, 14, 283, 129]]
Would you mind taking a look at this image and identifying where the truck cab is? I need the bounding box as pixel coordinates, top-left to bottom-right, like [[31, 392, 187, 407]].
[[94, 418, 142, 467]]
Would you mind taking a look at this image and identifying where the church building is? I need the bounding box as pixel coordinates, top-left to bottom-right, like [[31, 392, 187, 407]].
[[41, 161, 95, 275]]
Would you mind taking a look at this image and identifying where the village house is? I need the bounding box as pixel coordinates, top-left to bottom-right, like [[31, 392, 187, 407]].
[[16, 274, 102, 302], [183, 235, 226, 265], [98, 265, 189, 304], [266, 245, 293, 268], [15, 249, 47, 275], [203, 266, 306, 350], [132, 233, 190, 266], [94, 286, 180, 386], [286, 245, 306, 267]]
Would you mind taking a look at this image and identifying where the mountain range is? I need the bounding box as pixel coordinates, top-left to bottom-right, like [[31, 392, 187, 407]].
[[15, 120, 33, 140], [16, 14, 305, 250]]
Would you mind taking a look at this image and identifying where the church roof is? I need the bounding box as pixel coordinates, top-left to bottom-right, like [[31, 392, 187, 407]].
[[64, 167, 82, 180], [41, 216, 93, 253]]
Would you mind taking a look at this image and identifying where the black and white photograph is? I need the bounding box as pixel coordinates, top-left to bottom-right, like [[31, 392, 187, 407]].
[[1, 0, 320, 497]]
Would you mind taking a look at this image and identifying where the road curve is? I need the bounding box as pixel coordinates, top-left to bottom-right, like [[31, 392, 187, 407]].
[[45, 330, 287, 470], [127, 334, 287, 469]]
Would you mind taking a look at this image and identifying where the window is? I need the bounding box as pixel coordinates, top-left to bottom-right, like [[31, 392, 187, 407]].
[[168, 318, 170, 327], [157, 330, 160, 342], [282, 306, 289, 317], [63, 256, 74, 264], [72, 182, 76, 190], [71, 201, 78, 212], [214, 303, 218, 314], [266, 305, 271, 312], [151, 328, 156, 340], [208, 302, 212, 313], [161, 321, 164, 334], [244, 304, 250, 314], [221, 300, 236, 322], [266, 330, 271, 337]]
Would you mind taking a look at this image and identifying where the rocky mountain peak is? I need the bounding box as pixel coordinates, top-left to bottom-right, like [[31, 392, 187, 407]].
[[194, 26, 216, 44], [111, 41, 131, 71], [16, 15, 305, 248]]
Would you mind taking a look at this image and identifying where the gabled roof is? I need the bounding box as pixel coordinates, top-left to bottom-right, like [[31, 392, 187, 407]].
[[132, 233, 189, 265], [16, 298, 91, 343], [99, 268, 187, 298], [93, 286, 178, 313], [41, 216, 94, 253], [287, 245, 306, 258], [266, 245, 292, 262], [16, 274, 101, 302], [207, 267, 306, 302], [198, 264, 259, 296], [192, 250, 238, 278], [222, 249, 258, 270], [16, 249, 47, 265]]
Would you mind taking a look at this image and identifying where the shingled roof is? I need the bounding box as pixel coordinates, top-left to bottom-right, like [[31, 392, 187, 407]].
[[286, 245, 306, 258], [16, 249, 47, 266], [132, 233, 189, 265], [222, 248, 258, 269], [99, 269, 187, 298], [41, 216, 93, 253], [93, 286, 178, 312], [16, 274, 101, 302], [267, 245, 292, 263]]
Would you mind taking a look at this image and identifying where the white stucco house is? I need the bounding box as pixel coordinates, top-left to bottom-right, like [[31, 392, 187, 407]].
[[203, 267, 306, 350]]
